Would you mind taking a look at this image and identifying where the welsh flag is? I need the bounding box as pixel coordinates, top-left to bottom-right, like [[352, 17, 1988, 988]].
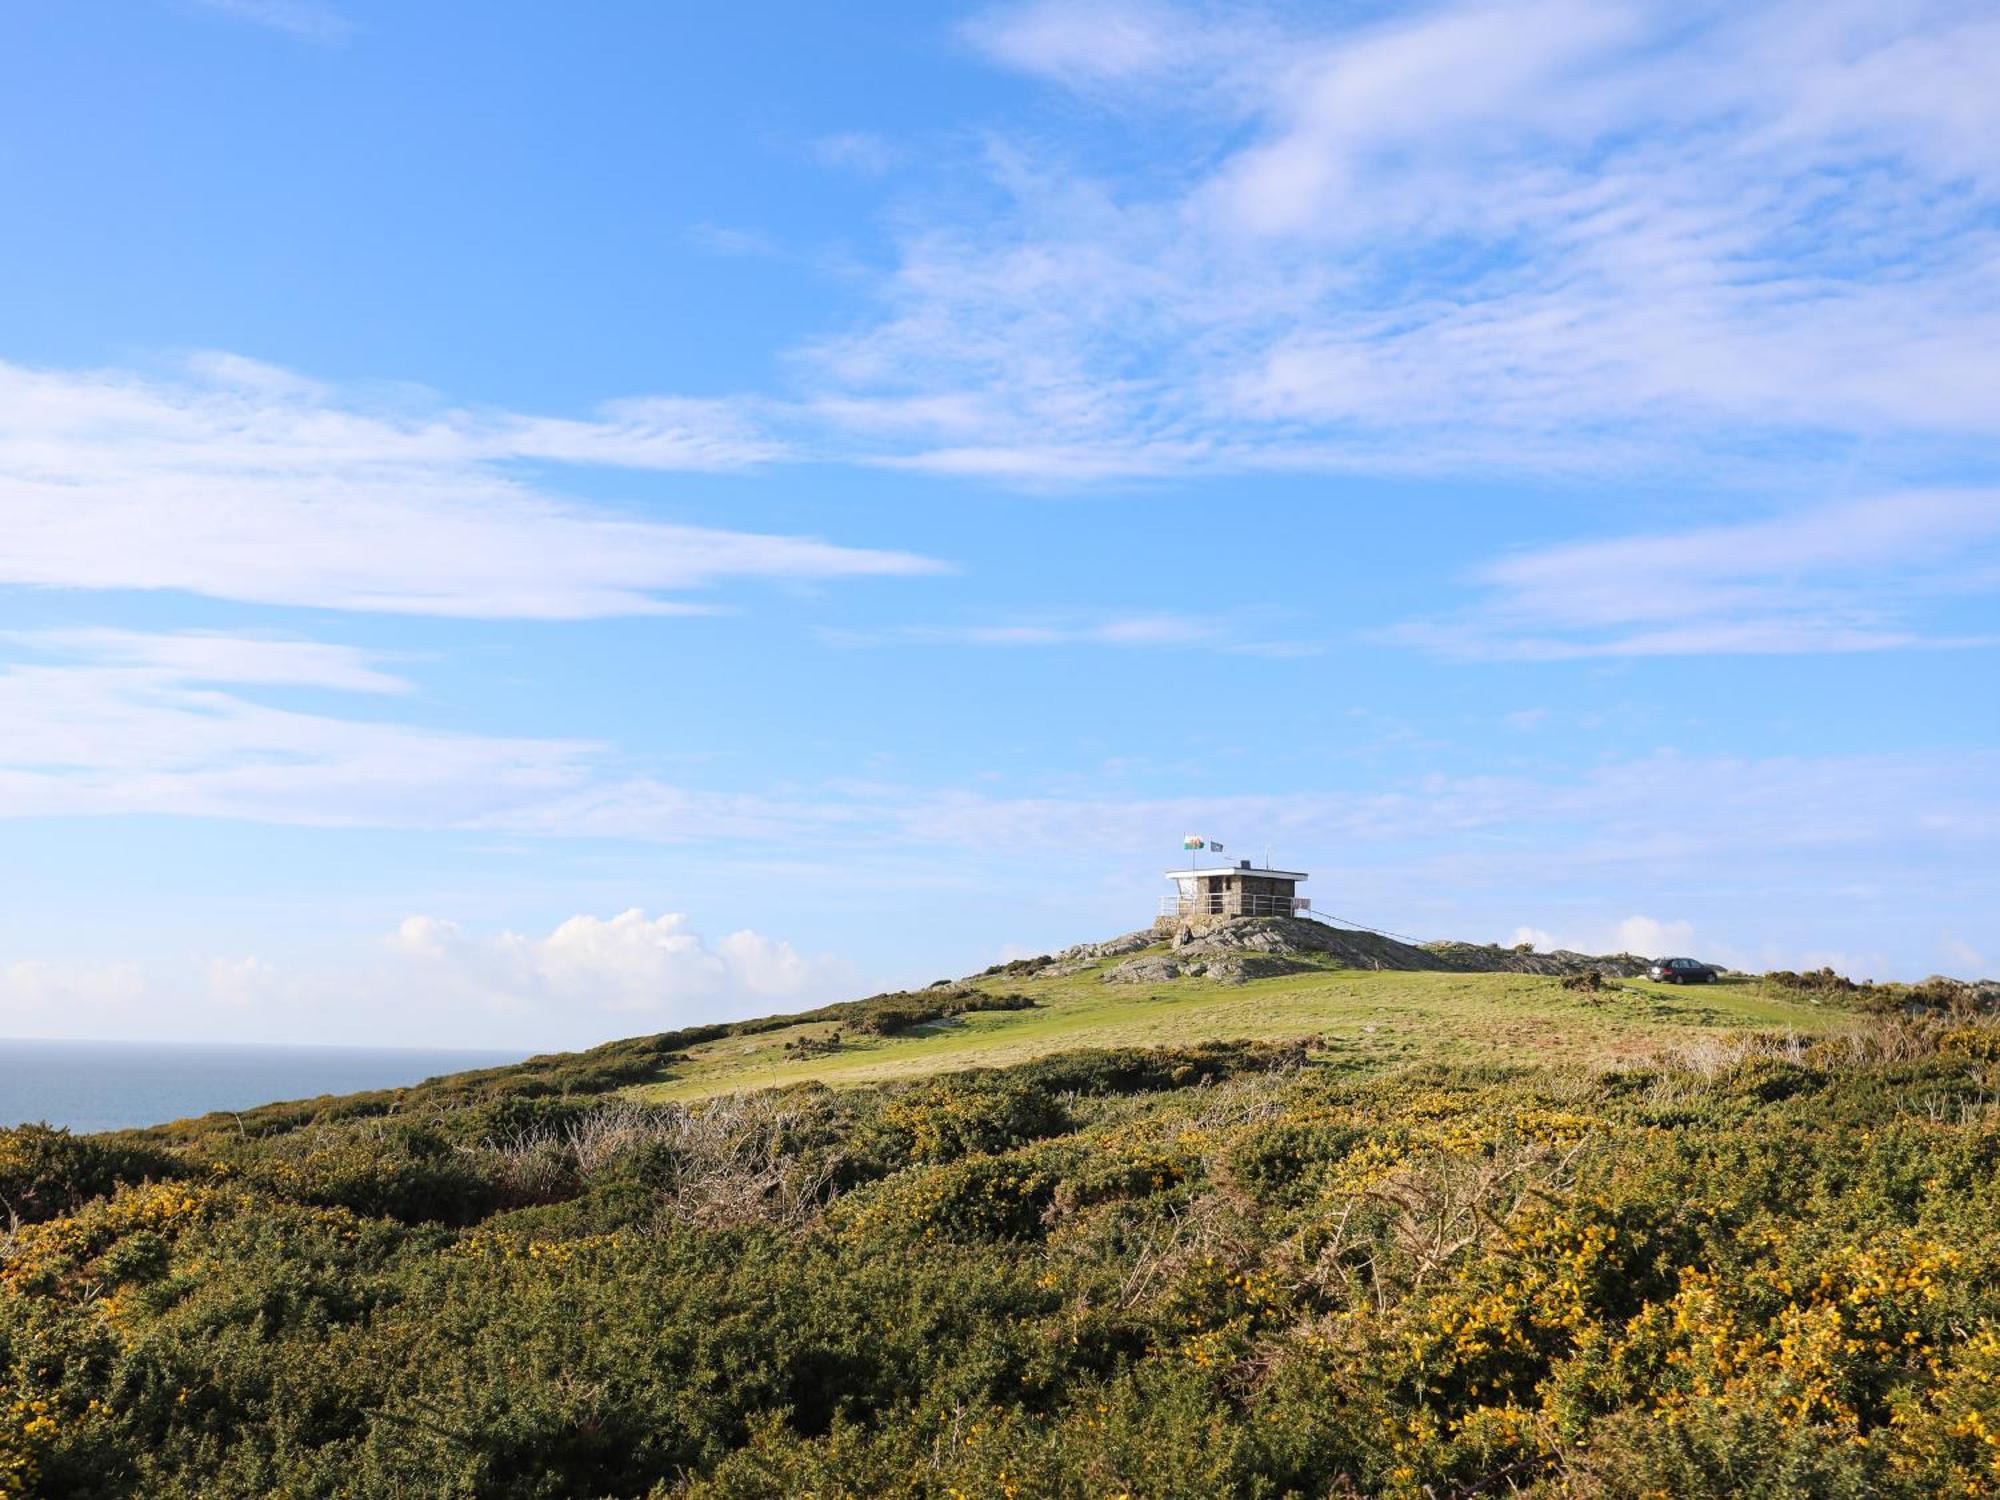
[[1182, 835, 1205, 850]]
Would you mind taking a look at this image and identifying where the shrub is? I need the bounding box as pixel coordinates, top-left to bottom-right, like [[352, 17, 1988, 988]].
[[846, 989, 1037, 1037], [229, 1121, 504, 1225], [0, 1125, 184, 1227], [783, 1030, 844, 1058], [11, 1018, 2000, 1497], [1903, 975, 2000, 1015], [1765, 966, 1862, 995]]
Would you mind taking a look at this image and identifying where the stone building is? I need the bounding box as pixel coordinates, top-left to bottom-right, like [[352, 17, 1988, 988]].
[[1160, 859, 1310, 920]]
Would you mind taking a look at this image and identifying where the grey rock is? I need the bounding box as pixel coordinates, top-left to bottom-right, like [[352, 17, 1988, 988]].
[[1096, 915, 1676, 984], [1037, 929, 1158, 977], [1102, 954, 1185, 984]]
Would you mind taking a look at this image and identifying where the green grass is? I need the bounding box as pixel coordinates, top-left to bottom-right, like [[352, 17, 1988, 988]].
[[629, 948, 1852, 1103]]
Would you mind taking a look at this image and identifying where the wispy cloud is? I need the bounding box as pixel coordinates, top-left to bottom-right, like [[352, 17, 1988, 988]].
[[0, 354, 941, 618], [1386, 491, 2000, 658], [0, 630, 600, 827], [795, 0, 2000, 481], [0, 911, 849, 1047], [861, 751, 2000, 868], [190, 0, 351, 44], [686, 223, 782, 258], [821, 612, 1324, 655], [0, 959, 147, 1028], [7, 629, 415, 694], [1939, 935, 1988, 972], [389, 909, 850, 1023], [961, 0, 1215, 89], [6, 626, 1990, 893], [809, 131, 903, 176], [0, 621, 1990, 980], [828, 613, 1203, 648]]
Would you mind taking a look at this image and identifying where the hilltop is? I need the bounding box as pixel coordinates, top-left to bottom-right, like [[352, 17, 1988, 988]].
[[620, 915, 1830, 1104], [4, 919, 1999, 1498]]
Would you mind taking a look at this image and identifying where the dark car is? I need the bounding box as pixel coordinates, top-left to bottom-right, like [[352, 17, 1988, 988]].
[[1648, 957, 1717, 984]]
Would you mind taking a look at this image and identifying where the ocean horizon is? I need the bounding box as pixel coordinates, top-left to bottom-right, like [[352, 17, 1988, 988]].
[[0, 1037, 532, 1134]]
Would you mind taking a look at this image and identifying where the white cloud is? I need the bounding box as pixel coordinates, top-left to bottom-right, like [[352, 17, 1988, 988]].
[[8, 629, 414, 694], [0, 630, 1992, 984], [0, 915, 846, 1048], [0, 629, 893, 842], [1509, 916, 1693, 958], [1512, 918, 1936, 976], [1202, 0, 1643, 237], [1611, 916, 1696, 957], [962, 0, 1203, 88], [854, 751, 2000, 898], [0, 354, 941, 618], [686, 223, 782, 258], [0, 960, 148, 1030], [205, 956, 282, 1010], [387, 909, 849, 1024], [1481, 493, 2000, 615], [5, 627, 1989, 877], [824, 612, 1221, 648], [810, 132, 903, 176], [0, 742, 1992, 1042], [1940, 936, 1989, 974], [1387, 492, 2000, 658], [820, 612, 1325, 655], [0, 631, 598, 827], [801, 0, 2000, 480], [191, 0, 350, 44], [86, 4, 2000, 495]]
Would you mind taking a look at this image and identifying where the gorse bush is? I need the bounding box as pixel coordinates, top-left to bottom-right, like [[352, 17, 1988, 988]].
[[4, 1022, 2000, 1496], [1905, 976, 2000, 1015], [845, 988, 1039, 1037], [0, 1124, 184, 1227], [1761, 968, 2000, 1020], [1764, 966, 1863, 995]]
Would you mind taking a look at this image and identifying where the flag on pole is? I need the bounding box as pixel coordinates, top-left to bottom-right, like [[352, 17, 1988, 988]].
[[1182, 835, 1205, 851], [1209, 841, 1224, 853]]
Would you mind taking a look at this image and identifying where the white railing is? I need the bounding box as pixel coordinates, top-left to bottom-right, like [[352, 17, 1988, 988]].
[[1159, 893, 1311, 919]]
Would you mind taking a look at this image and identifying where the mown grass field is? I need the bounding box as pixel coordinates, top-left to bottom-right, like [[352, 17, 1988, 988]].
[[630, 943, 1853, 1103]]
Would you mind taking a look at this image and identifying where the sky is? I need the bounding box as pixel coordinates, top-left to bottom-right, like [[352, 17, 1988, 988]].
[[1, 0, 1996, 1049]]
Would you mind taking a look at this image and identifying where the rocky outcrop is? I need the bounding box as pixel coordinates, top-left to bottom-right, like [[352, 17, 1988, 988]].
[[1096, 916, 1673, 985], [1419, 941, 1655, 979], [1103, 916, 1442, 983], [1905, 975, 2000, 1011], [1101, 951, 1307, 986], [1039, 929, 1157, 978]]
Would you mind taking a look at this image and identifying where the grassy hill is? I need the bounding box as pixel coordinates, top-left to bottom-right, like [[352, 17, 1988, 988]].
[[4, 923, 1998, 1499], [632, 940, 1850, 1103]]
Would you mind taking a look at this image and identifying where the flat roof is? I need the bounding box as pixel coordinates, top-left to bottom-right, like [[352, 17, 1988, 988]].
[[1165, 866, 1309, 882]]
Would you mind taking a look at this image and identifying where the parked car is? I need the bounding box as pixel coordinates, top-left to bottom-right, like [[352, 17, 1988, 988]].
[[1648, 956, 1718, 984]]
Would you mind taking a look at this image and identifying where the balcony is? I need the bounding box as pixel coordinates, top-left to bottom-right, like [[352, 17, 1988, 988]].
[[1159, 893, 1311, 919]]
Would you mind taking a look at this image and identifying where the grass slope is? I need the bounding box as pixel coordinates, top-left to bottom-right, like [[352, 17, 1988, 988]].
[[7, 931, 1998, 1498], [631, 943, 1850, 1103]]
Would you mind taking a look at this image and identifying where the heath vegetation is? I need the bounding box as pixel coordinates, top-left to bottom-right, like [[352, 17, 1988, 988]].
[[4, 967, 2000, 1497]]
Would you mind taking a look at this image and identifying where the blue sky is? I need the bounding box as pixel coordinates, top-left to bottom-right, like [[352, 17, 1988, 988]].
[[1, 0, 1996, 1048]]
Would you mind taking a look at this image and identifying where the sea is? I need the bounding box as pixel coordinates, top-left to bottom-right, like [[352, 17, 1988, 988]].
[[0, 1039, 531, 1134]]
